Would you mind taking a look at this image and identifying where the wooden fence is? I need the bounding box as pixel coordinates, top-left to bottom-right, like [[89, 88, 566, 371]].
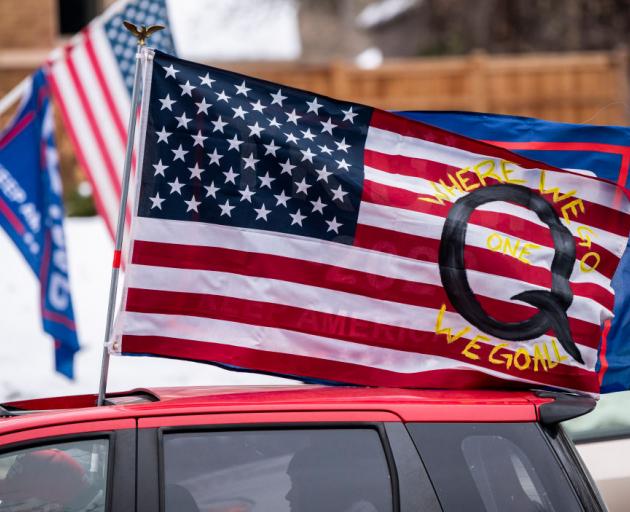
[[224, 48, 630, 125], [0, 48, 628, 207]]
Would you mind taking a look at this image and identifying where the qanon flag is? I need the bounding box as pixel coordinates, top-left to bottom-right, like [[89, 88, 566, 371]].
[[398, 111, 630, 393], [0, 69, 79, 378], [114, 50, 630, 394]]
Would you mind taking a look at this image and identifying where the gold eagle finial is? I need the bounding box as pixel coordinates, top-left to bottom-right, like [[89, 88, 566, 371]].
[[123, 21, 165, 46]]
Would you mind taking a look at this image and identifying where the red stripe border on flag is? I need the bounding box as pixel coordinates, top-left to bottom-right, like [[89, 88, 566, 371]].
[[121, 334, 599, 393]]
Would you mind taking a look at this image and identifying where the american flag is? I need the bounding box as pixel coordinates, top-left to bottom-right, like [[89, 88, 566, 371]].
[[116, 50, 630, 394], [47, 0, 175, 239]]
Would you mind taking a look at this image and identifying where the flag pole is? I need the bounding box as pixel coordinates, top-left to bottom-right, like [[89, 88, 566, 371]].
[[0, 76, 30, 117], [97, 22, 164, 406]]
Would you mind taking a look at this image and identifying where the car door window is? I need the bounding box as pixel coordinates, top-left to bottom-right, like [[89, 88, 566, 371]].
[[162, 428, 393, 512], [407, 423, 583, 512], [0, 438, 109, 512]]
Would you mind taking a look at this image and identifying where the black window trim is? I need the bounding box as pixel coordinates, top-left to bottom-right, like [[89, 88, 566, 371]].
[[538, 423, 607, 512], [0, 430, 125, 512], [383, 422, 442, 512], [138, 427, 160, 512], [156, 421, 401, 512]]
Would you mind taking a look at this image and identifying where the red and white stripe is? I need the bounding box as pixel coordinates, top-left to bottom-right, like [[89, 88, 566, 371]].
[[117, 109, 630, 395], [47, 3, 133, 240]]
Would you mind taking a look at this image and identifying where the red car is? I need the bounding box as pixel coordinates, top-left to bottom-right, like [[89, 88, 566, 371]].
[[0, 386, 605, 512]]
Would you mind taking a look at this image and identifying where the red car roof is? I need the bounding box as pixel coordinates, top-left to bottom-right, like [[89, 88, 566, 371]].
[[0, 386, 554, 435]]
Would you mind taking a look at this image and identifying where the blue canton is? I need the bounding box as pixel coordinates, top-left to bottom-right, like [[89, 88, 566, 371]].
[[104, 0, 176, 92], [138, 51, 372, 244]]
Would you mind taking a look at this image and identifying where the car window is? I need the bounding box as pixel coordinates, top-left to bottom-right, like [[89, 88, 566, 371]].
[[0, 438, 109, 512], [564, 390, 630, 442], [407, 423, 583, 512], [162, 428, 393, 512]]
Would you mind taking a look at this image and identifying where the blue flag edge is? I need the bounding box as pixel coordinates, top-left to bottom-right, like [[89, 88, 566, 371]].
[[396, 110, 630, 393], [0, 69, 80, 379]]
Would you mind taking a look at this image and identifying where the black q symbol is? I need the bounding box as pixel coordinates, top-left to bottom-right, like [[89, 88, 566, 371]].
[[438, 183, 583, 364]]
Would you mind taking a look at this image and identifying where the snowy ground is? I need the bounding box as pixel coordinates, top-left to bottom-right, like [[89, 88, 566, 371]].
[[168, 0, 301, 62], [0, 216, 291, 402]]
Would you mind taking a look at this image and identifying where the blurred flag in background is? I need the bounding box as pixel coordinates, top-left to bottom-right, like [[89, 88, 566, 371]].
[[48, 0, 177, 239], [0, 70, 79, 378], [398, 111, 630, 393]]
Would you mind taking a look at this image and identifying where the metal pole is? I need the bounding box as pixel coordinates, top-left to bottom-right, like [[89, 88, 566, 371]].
[[97, 23, 164, 406], [0, 76, 30, 117]]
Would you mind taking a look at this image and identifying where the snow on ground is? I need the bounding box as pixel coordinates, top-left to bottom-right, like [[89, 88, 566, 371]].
[[0, 216, 291, 402], [168, 0, 301, 62]]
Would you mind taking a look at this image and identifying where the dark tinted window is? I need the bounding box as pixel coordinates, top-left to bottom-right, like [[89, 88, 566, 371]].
[[163, 428, 393, 512], [0, 438, 108, 511], [58, 0, 100, 34], [407, 423, 582, 512]]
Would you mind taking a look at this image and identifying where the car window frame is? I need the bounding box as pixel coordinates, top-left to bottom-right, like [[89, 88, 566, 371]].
[[0, 428, 134, 512], [383, 423, 442, 512], [539, 423, 607, 512]]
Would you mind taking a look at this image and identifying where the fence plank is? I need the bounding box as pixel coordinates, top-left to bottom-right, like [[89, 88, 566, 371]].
[[219, 49, 629, 125]]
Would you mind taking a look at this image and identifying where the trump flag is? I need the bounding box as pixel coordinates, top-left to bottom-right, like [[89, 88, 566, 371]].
[[398, 111, 630, 393], [0, 69, 79, 378], [114, 51, 630, 394]]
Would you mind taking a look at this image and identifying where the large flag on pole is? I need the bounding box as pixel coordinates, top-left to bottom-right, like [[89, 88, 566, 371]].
[[47, 0, 176, 240], [115, 50, 630, 394], [0, 69, 79, 378], [397, 111, 630, 393]]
